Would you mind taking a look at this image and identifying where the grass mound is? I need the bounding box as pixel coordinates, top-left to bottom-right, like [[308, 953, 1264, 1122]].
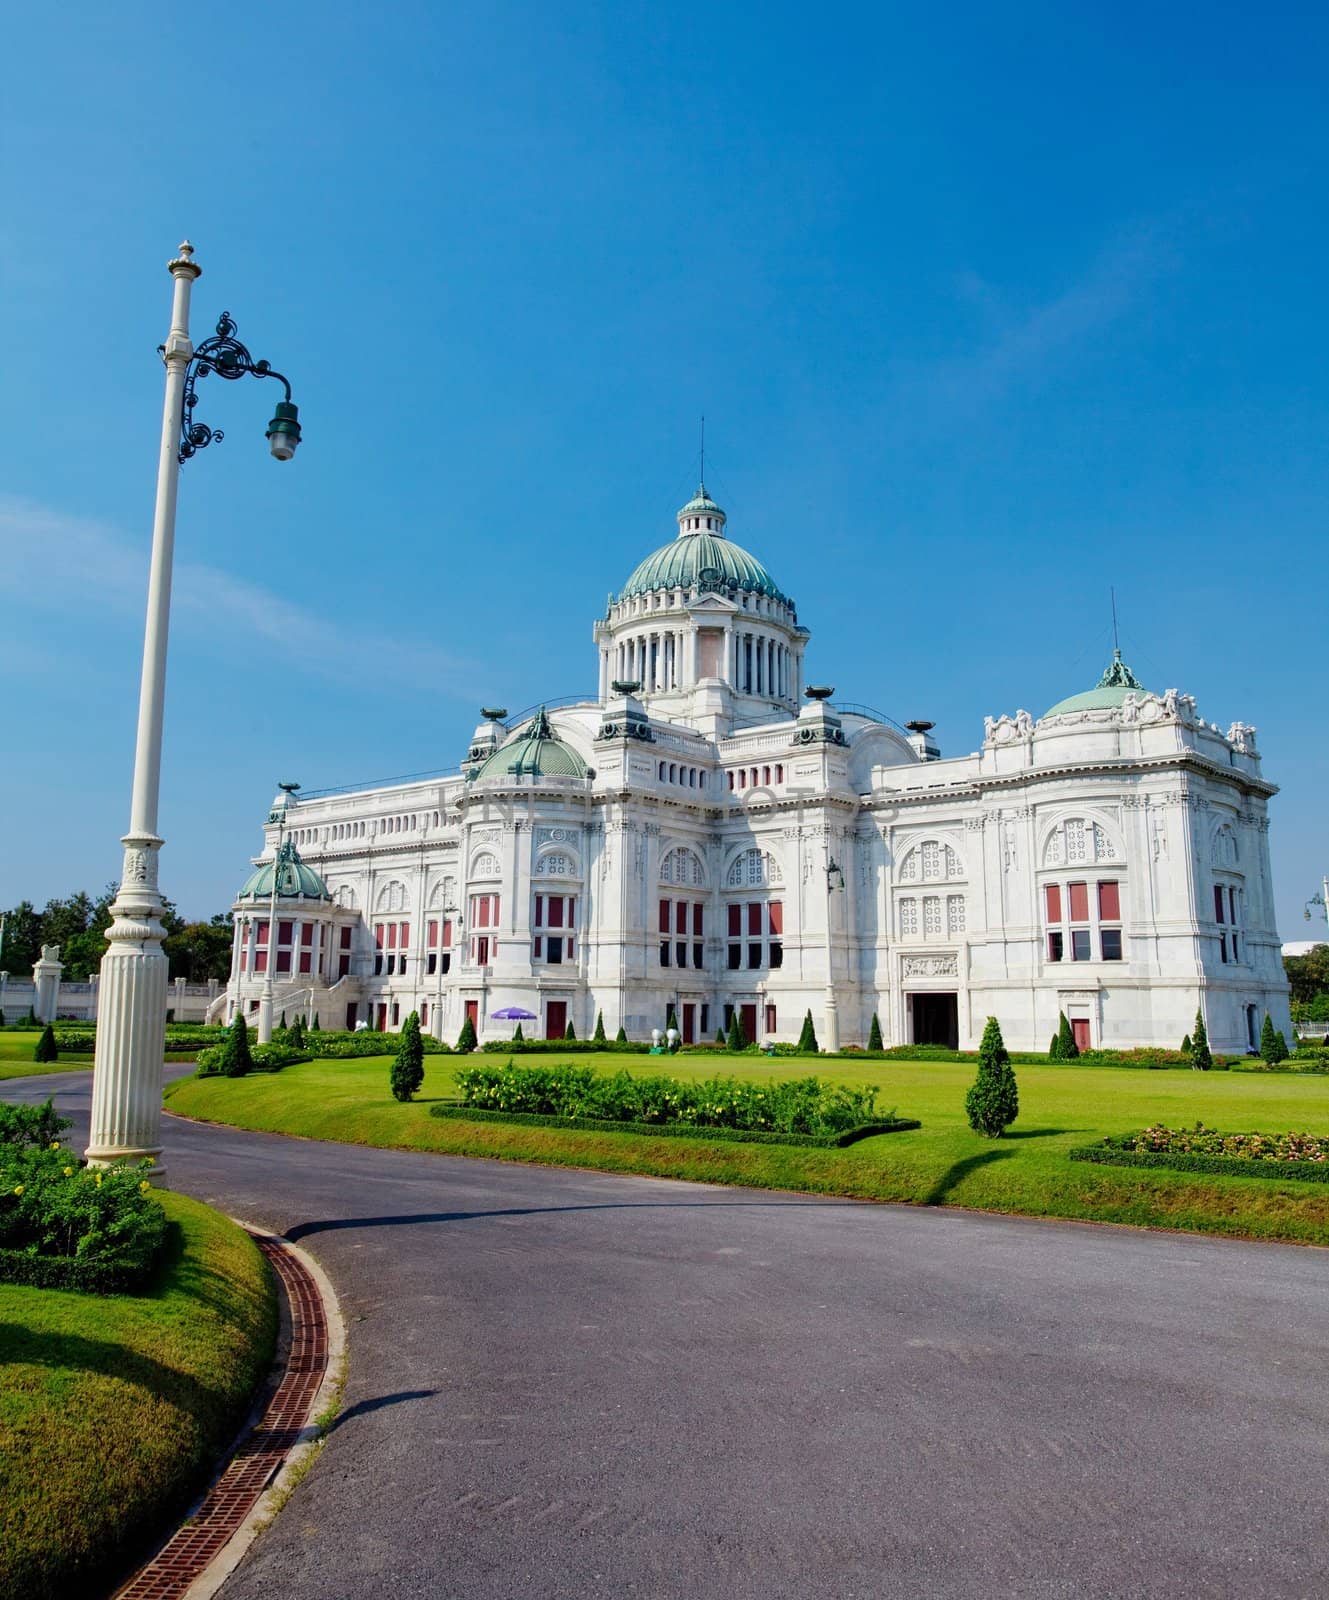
[[0, 1192, 277, 1600]]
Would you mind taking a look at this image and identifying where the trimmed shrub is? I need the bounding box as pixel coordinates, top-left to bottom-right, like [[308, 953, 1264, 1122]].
[[593, 1010, 607, 1043], [726, 1011, 746, 1051], [1190, 1010, 1213, 1071], [1260, 1013, 1289, 1066], [288, 1016, 306, 1049], [1181, 1032, 1192, 1056], [390, 1011, 425, 1102], [1056, 1011, 1078, 1060], [310, 1015, 321, 1031], [1071, 1124, 1329, 1180], [1048, 1032, 1061, 1061], [564, 1019, 577, 1041], [868, 1013, 883, 1052], [33, 1025, 57, 1064], [715, 1027, 726, 1046], [224, 1014, 254, 1078], [479, 1037, 651, 1054], [797, 1010, 819, 1053], [432, 1105, 918, 1148], [965, 1017, 1019, 1138], [512, 1022, 525, 1043], [456, 1015, 478, 1054], [615, 1025, 628, 1045]]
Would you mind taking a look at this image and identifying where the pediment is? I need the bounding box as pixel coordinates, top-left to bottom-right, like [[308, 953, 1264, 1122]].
[[687, 594, 740, 616]]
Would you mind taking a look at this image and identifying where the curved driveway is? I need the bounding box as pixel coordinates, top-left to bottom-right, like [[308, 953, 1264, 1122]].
[[13, 1070, 1329, 1599]]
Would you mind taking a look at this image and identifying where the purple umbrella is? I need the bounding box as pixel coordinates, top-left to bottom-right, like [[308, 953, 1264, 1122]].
[[490, 1006, 537, 1020]]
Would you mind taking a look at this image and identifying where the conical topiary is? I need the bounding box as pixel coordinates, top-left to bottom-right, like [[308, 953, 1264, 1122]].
[[564, 1018, 577, 1041], [289, 1016, 305, 1049], [797, 1009, 818, 1053], [868, 1013, 883, 1052], [1048, 1031, 1062, 1061], [715, 1027, 726, 1046], [1190, 1009, 1212, 1071], [513, 1021, 524, 1043], [965, 1016, 1019, 1137], [726, 1010, 746, 1050], [615, 1024, 629, 1044], [280, 1011, 287, 1029], [224, 1013, 254, 1078], [456, 1015, 478, 1054], [1056, 1011, 1078, 1060], [665, 1005, 678, 1033], [33, 1024, 57, 1064], [1260, 1012, 1288, 1065], [1180, 1032, 1191, 1056], [593, 1010, 606, 1043], [390, 1011, 425, 1102], [310, 1014, 321, 1032]]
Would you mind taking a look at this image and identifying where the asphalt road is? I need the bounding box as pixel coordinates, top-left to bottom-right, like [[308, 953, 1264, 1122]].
[[12, 1070, 1329, 1599]]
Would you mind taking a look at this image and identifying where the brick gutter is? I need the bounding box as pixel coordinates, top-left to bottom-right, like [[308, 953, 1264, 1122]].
[[111, 1228, 345, 1600]]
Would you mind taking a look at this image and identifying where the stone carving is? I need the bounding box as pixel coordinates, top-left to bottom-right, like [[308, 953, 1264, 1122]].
[[1226, 721, 1258, 754], [535, 826, 581, 847], [902, 954, 958, 978]]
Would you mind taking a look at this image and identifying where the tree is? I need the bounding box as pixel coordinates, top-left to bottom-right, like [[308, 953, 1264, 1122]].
[[163, 913, 234, 982], [726, 1010, 746, 1050], [714, 1027, 726, 1046], [797, 1009, 818, 1053], [224, 1013, 254, 1078], [965, 1017, 1019, 1137], [391, 1011, 425, 1102], [33, 1024, 57, 1064], [615, 1024, 629, 1044], [1260, 1013, 1289, 1065], [1056, 1012, 1079, 1060], [1048, 1031, 1062, 1061], [513, 1022, 524, 1043], [868, 1013, 883, 1052], [288, 1016, 306, 1049], [593, 1010, 606, 1043], [564, 1018, 577, 1040], [0, 1011, 5, 1027], [456, 1015, 478, 1054], [1180, 1033, 1192, 1056], [279, 1012, 288, 1029], [310, 1015, 321, 1032], [1190, 1009, 1212, 1071], [1284, 944, 1329, 1007], [0, 901, 42, 976], [665, 1005, 678, 1033]]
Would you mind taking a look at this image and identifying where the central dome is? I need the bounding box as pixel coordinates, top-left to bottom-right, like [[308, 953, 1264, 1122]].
[[1044, 651, 1153, 718], [617, 485, 787, 603]]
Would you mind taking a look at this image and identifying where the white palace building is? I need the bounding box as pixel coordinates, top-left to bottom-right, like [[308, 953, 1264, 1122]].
[[222, 486, 1291, 1053]]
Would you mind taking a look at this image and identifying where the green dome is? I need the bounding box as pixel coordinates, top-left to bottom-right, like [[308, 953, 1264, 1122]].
[[1045, 651, 1152, 718], [474, 708, 588, 781], [238, 840, 330, 902], [619, 487, 786, 602]]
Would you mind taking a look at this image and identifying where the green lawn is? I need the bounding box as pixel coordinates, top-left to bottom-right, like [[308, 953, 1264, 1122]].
[[0, 1030, 91, 1080], [165, 1052, 1329, 1246], [0, 1192, 277, 1600]]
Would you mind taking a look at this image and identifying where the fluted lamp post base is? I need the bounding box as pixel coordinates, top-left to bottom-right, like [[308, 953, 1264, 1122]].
[[86, 834, 169, 1178]]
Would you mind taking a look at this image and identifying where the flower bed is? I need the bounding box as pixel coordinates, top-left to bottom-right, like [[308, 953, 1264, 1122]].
[[1069, 1123, 1329, 1184], [453, 1060, 892, 1136], [0, 1100, 166, 1292]]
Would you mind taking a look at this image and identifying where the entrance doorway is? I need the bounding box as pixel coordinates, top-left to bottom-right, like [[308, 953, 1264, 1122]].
[[911, 993, 958, 1048], [545, 1000, 567, 1040], [465, 999, 479, 1033], [1071, 1017, 1091, 1053], [682, 1004, 696, 1044], [740, 1004, 758, 1045]]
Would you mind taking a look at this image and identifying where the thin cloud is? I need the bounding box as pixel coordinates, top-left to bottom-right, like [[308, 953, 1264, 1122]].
[[0, 496, 483, 698]]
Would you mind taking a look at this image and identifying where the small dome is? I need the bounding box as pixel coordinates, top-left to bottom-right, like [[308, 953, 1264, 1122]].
[[619, 485, 786, 602], [474, 708, 589, 781], [238, 839, 330, 902], [1044, 651, 1152, 718]]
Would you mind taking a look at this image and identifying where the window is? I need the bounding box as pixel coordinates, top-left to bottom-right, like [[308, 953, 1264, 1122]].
[[1044, 884, 1062, 922], [899, 899, 919, 937], [1044, 818, 1117, 867], [1101, 928, 1123, 961], [1099, 882, 1121, 921], [922, 842, 940, 879], [726, 848, 782, 888], [537, 851, 574, 876], [1045, 875, 1125, 964], [471, 850, 500, 880], [724, 900, 783, 969], [661, 847, 705, 887], [1214, 885, 1225, 924], [946, 895, 966, 935], [534, 895, 577, 964], [765, 1004, 777, 1035], [1067, 882, 1089, 923], [1047, 930, 1064, 962], [659, 898, 704, 967], [1071, 929, 1092, 961], [923, 896, 942, 936]]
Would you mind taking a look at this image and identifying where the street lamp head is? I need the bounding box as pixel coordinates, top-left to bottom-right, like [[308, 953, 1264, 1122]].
[[266, 400, 302, 462]]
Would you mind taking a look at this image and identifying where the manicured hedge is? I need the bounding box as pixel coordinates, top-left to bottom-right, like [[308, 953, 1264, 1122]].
[[1069, 1146, 1329, 1184], [430, 1105, 919, 1148], [480, 1037, 652, 1054]]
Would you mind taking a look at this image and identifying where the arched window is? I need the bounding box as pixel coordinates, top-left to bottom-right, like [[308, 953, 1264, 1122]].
[[898, 841, 964, 883], [661, 847, 706, 887], [334, 885, 357, 909], [535, 850, 578, 878], [726, 848, 783, 888], [1214, 825, 1239, 868], [376, 879, 408, 913], [1043, 818, 1119, 868], [470, 850, 501, 880]]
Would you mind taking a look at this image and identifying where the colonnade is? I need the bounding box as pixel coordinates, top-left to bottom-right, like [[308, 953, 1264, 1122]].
[[613, 629, 796, 698]]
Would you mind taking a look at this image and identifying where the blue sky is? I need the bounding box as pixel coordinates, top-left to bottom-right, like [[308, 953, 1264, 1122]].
[[2, 0, 1325, 935]]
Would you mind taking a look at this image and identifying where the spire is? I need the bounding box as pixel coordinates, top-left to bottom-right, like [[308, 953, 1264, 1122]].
[[676, 484, 726, 538]]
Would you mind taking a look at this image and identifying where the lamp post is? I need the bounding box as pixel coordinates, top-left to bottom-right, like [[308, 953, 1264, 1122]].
[[824, 852, 845, 1053], [86, 241, 301, 1174], [257, 783, 301, 1044]]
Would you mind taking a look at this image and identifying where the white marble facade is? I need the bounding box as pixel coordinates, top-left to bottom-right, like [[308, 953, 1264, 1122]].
[[224, 489, 1291, 1054]]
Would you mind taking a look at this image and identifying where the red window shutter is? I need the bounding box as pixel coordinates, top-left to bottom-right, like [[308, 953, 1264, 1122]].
[[256, 920, 268, 944], [400, 922, 410, 947], [549, 897, 564, 929], [1068, 882, 1089, 922], [387, 924, 397, 950], [1229, 887, 1237, 926], [748, 902, 762, 936], [535, 895, 544, 928], [301, 924, 314, 946], [768, 900, 783, 935], [1044, 884, 1061, 923], [693, 903, 704, 936], [1214, 885, 1225, 923], [477, 898, 489, 929], [1098, 881, 1120, 921], [676, 901, 688, 934], [340, 927, 352, 949], [659, 899, 671, 933], [279, 920, 293, 944], [427, 919, 438, 947], [491, 896, 500, 926], [568, 900, 575, 928], [442, 920, 453, 948], [728, 904, 742, 937], [374, 923, 384, 949]]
